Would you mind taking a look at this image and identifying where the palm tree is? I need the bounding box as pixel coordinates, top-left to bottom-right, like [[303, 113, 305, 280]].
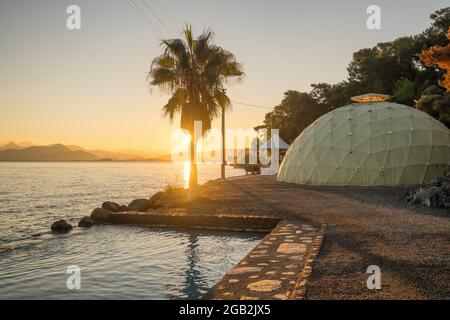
[[148, 25, 244, 199]]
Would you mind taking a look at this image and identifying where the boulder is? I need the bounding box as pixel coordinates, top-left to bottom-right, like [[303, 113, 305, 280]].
[[118, 205, 129, 212], [406, 187, 448, 208], [90, 207, 114, 222], [148, 188, 188, 209], [164, 187, 188, 198], [102, 201, 121, 212], [78, 216, 94, 228], [405, 172, 450, 208], [51, 220, 72, 233], [128, 198, 152, 212], [148, 191, 169, 209]]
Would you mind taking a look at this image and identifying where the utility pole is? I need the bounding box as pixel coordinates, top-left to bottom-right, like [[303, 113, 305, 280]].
[[221, 101, 226, 179], [254, 125, 267, 165]]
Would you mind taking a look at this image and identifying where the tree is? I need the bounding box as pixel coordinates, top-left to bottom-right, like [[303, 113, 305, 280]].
[[420, 26, 450, 91], [263, 91, 327, 144], [148, 25, 244, 197], [310, 81, 360, 110], [416, 93, 450, 128], [392, 78, 417, 106]]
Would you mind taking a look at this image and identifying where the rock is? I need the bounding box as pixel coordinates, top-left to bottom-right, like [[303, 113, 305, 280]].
[[102, 201, 121, 212], [164, 187, 187, 198], [228, 267, 262, 274], [118, 205, 129, 212], [78, 216, 94, 228], [405, 172, 450, 208], [90, 207, 114, 222], [148, 188, 189, 209], [128, 198, 152, 212], [148, 191, 168, 209], [51, 220, 72, 233], [406, 187, 448, 208], [247, 280, 281, 292]]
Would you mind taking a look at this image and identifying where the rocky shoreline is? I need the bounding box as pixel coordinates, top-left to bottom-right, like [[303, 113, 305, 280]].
[[50, 186, 214, 233]]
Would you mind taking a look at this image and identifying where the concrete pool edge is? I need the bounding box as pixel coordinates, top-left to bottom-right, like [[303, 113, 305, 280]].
[[91, 208, 281, 233]]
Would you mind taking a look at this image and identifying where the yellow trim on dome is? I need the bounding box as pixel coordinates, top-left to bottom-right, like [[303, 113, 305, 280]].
[[351, 93, 390, 103]]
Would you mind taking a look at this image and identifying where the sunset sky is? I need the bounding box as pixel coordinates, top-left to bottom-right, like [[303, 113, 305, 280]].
[[0, 0, 447, 154]]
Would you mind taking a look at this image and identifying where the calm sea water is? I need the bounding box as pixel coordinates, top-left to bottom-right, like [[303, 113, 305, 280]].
[[0, 162, 260, 299]]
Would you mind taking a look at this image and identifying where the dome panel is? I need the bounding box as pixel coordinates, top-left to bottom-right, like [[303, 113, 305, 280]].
[[277, 102, 450, 186]]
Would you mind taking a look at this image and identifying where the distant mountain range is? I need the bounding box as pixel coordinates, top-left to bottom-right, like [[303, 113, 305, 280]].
[[0, 142, 171, 162]]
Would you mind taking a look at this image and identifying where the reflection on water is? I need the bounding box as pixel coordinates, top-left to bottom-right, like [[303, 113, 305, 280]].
[[182, 234, 203, 299], [0, 225, 262, 299]]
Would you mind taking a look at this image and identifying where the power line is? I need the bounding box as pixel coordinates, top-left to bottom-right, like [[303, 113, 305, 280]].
[[152, 0, 177, 31], [141, 0, 172, 35], [125, 0, 162, 35], [125, 0, 150, 25], [231, 101, 273, 110]]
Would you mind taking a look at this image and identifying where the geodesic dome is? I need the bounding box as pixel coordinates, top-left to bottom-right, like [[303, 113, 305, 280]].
[[277, 102, 450, 186]]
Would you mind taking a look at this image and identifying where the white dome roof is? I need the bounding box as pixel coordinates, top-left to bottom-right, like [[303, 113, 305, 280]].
[[277, 102, 450, 186]]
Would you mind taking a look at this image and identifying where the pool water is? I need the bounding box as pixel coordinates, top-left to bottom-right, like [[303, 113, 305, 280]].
[[0, 224, 262, 299]]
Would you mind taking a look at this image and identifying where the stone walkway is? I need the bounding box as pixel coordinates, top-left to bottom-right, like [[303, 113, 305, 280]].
[[204, 221, 325, 300]]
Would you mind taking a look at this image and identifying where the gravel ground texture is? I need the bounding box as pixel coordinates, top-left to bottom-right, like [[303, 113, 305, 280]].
[[196, 175, 450, 299]]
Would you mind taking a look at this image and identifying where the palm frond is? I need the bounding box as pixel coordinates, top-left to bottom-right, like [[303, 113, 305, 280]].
[[153, 54, 175, 68], [162, 88, 188, 122], [148, 25, 244, 135], [183, 24, 194, 53], [214, 88, 232, 111], [194, 28, 214, 62], [149, 67, 175, 87]]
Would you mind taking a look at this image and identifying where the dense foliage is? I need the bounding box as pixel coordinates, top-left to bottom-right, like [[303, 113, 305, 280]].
[[263, 7, 450, 142]]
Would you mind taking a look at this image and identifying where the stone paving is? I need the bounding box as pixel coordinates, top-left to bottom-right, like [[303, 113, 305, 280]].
[[204, 221, 326, 300]]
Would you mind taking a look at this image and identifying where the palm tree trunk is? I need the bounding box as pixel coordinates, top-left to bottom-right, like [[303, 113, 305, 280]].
[[188, 132, 198, 201]]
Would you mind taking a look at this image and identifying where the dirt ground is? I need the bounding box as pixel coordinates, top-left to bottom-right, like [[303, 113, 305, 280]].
[[197, 175, 450, 299]]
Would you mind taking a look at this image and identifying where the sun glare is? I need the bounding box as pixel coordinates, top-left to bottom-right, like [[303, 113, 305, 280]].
[[183, 161, 190, 189]]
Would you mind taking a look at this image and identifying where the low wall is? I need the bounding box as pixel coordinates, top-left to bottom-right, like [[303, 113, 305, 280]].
[[91, 208, 280, 233]]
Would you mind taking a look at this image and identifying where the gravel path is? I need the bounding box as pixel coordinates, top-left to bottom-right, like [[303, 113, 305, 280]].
[[199, 175, 450, 299]]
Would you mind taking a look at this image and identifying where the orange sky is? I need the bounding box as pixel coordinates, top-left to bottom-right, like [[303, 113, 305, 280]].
[[1, 0, 446, 155]]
